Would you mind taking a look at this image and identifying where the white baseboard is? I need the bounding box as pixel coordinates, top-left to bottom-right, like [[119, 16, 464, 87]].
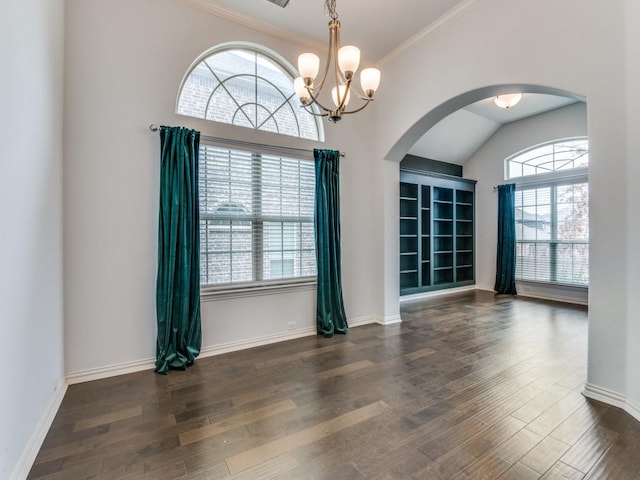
[[11, 379, 67, 480], [66, 314, 387, 384], [379, 314, 402, 325], [349, 315, 380, 327], [516, 291, 588, 306], [626, 397, 640, 422], [199, 327, 317, 359], [399, 285, 476, 304], [583, 382, 626, 408], [583, 382, 640, 423], [66, 357, 155, 385]]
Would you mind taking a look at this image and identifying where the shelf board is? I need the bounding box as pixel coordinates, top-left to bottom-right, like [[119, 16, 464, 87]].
[[456, 235, 473, 238], [434, 218, 453, 222], [421, 260, 430, 263], [400, 269, 418, 274], [434, 250, 453, 254], [400, 216, 418, 220], [400, 252, 417, 256], [400, 234, 417, 238], [457, 249, 473, 253], [421, 234, 431, 237], [433, 266, 453, 271], [421, 207, 431, 211], [433, 200, 453, 204], [456, 219, 473, 222], [434, 235, 452, 238], [400, 196, 417, 201], [457, 202, 473, 206], [457, 264, 473, 268]]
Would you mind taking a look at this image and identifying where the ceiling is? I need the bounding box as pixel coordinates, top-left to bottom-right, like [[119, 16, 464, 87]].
[[185, 0, 469, 62], [185, 0, 580, 165], [409, 94, 579, 165]]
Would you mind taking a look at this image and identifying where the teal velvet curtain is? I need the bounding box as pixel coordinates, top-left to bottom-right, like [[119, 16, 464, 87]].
[[314, 149, 348, 337], [494, 183, 518, 295], [155, 126, 202, 374]]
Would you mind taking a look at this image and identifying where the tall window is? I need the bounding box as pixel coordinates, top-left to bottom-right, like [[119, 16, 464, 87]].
[[176, 43, 322, 289], [199, 142, 316, 287], [177, 45, 322, 141], [507, 138, 589, 286]]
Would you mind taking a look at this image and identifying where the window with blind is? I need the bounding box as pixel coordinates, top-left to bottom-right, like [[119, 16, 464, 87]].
[[199, 142, 316, 288], [507, 138, 589, 287]]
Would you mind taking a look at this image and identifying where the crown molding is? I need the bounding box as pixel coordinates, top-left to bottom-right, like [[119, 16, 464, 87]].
[[176, 0, 324, 52], [378, 0, 478, 67]]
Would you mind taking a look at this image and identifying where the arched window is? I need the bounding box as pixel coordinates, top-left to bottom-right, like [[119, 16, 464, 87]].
[[506, 138, 589, 287], [506, 138, 588, 179], [176, 44, 323, 141]]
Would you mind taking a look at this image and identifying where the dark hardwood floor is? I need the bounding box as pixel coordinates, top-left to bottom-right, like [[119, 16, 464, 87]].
[[28, 291, 640, 479]]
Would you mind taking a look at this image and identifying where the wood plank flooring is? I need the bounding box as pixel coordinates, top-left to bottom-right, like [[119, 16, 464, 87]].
[[28, 291, 640, 479]]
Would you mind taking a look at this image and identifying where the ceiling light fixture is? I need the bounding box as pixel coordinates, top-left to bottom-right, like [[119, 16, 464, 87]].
[[294, 0, 381, 123], [494, 93, 523, 109], [266, 0, 290, 8]]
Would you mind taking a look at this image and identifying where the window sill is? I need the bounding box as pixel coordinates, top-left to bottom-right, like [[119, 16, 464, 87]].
[[516, 279, 588, 290], [201, 277, 317, 301]]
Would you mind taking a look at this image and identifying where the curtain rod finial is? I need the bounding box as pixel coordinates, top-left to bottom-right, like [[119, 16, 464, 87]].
[[150, 124, 159, 132]]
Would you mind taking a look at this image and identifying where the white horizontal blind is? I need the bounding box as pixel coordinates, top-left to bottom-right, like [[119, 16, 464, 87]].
[[199, 142, 316, 287], [515, 181, 588, 286]]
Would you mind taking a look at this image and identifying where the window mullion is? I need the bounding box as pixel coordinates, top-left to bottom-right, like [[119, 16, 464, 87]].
[[550, 185, 557, 282], [252, 152, 263, 282]]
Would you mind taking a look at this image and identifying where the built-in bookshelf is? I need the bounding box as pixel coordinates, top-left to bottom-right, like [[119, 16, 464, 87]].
[[400, 170, 476, 295]]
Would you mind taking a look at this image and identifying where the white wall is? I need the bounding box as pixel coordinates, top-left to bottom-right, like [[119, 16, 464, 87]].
[[625, 0, 640, 415], [373, 0, 636, 411], [464, 102, 588, 302], [0, 0, 65, 477], [63, 0, 384, 376]]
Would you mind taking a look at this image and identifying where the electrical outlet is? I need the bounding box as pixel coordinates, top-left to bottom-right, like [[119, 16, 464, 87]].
[[287, 321, 296, 331]]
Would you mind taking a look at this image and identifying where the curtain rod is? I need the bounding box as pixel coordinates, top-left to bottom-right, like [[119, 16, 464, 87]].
[[149, 124, 345, 157]]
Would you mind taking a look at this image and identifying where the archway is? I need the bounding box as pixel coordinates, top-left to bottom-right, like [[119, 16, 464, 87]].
[[384, 84, 584, 163]]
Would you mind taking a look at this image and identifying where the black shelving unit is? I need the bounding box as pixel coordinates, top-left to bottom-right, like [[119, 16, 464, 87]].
[[399, 182, 419, 290], [400, 169, 476, 296]]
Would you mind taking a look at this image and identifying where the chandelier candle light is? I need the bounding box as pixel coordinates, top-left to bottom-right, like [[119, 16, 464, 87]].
[[294, 0, 381, 123]]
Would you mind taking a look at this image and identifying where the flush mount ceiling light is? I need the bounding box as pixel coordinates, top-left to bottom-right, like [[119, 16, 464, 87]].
[[494, 93, 523, 109], [294, 0, 381, 123]]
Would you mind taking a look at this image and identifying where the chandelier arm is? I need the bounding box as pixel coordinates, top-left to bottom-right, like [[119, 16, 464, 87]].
[[302, 105, 329, 117], [332, 20, 349, 110], [313, 24, 334, 92], [347, 82, 371, 101], [304, 85, 334, 114], [340, 98, 373, 116], [334, 78, 352, 113]]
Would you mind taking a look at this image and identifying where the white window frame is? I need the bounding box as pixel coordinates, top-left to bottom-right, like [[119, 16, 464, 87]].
[[198, 138, 317, 299], [175, 42, 324, 142], [506, 138, 589, 289]]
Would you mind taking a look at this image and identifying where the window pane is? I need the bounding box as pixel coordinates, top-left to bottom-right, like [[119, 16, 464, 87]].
[[557, 183, 589, 241], [507, 138, 588, 179], [177, 46, 321, 141], [515, 181, 588, 287], [556, 243, 589, 285], [516, 242, 551, 282], [516, 188, 550, 242], [200, 144, 316, 287]]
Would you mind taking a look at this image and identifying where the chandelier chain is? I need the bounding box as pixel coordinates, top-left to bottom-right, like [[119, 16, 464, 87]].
[[325, 0, 338, 20]]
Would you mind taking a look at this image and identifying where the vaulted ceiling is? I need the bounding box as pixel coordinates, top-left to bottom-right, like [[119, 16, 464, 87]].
[[182, 0, 581, 164]]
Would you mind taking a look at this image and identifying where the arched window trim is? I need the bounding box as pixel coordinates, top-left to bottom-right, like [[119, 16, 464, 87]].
[[175, 41, 324, 142], [505, 136, 589, 181]]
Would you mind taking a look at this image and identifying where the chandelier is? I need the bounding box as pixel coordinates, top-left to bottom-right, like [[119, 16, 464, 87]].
[[293, 0, 381, 123]]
